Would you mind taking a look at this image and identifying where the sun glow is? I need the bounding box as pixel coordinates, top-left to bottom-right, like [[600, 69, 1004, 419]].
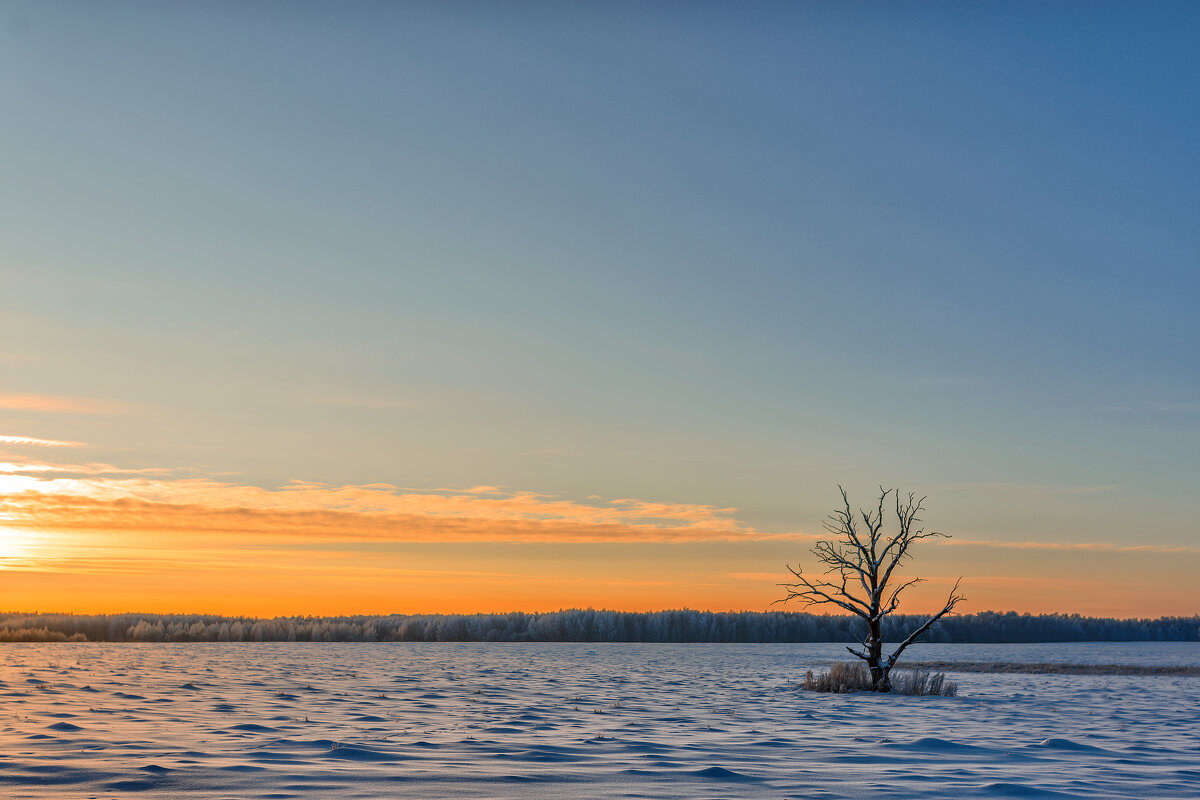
[[0, 527, 37, 565]]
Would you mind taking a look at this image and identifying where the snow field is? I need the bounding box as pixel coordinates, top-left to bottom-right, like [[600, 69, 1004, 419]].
[[1, 642, 1197, 799]]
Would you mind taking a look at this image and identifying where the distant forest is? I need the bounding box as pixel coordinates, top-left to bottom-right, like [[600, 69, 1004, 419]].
[[0, 610, 1196, 643]]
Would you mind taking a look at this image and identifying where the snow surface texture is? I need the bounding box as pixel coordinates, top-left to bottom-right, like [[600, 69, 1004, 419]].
[[2, 642, 1198, 799]]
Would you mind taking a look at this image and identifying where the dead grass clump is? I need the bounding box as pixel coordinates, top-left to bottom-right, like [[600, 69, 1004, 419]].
[[801, 662, 958, 695], [892, 667, 958, 696], [802, 661, 871, 693]]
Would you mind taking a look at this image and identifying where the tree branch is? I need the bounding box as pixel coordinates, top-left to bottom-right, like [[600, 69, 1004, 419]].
[[882, 576, 922, 616], [776, 566, 871, 618], [885, 578, 965, 667], [779, 486, 965, 691]]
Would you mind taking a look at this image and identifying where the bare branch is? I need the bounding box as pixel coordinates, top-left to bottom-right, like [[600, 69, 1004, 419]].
[[876, 493, 949, 593], [778, 486, 965, 692], [882, 576, 922, 615], [811, 540, 874, 601], [776, 565, 871, 618], [869, 485, 889, 553], [886, 578, 966, 667], [831, 485, 871, 560]]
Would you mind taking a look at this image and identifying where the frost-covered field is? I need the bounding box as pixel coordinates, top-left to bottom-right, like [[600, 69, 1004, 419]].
[[2, 642, 1198, 799]]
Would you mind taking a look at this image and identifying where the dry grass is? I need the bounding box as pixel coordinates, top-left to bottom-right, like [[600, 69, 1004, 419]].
[[891, 667, 958, 696], [802, 661, 958, 696], [802, 661, 871, 693]]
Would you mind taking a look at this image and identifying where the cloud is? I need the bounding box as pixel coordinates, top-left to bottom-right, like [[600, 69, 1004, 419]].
[[0, 494, 764, 543], [0, 394, 133, 414], [914, 575, 1141, 589], [0, 460, 183, 476], [4, 457, 1187, 552], [0, 464, 804, 544], [942, 537, 1200, 554], [5, 457, 1184, 554], [723, 572, 1142, 589], [0, 435, 85, 448]]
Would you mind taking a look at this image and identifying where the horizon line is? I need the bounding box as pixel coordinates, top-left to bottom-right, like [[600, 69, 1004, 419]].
[[3, 607, 1196, 622]]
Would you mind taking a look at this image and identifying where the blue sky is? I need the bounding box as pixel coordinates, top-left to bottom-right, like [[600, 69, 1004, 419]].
[[2, 3, 1198, 614]]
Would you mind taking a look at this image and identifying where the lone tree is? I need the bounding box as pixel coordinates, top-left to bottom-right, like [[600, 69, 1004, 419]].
[[779, 486, 964, 692]]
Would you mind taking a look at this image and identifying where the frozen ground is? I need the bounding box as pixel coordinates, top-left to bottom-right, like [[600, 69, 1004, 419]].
[[1, 642, 1197, 799]]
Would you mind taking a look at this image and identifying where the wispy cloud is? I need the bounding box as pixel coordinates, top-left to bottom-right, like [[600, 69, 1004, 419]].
[[724, 572, 1141, 589], [0, 462, 803, 544], [5, 456, 1184, 553], [0, 459, 182, 476], [0, 394, 133, 415], [914, 574, 1141, 589], [943, 537, 1200, 554], [0, 435, 85, 448]]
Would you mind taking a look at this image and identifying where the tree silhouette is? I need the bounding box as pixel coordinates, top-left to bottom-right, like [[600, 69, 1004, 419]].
[[779, 486, 965, 692]]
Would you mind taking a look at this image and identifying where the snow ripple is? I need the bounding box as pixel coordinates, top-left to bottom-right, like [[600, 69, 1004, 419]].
[[0, 641, 1197, 799]]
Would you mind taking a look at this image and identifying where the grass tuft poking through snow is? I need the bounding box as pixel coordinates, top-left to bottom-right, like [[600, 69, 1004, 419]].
[[802, 662, 957, 696], [803, 661, 871, 693], [892, 667, 957, 696]]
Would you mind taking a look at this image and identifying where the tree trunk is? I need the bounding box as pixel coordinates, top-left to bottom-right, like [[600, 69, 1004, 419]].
[[870, 665, 892, 692], [779, 488, 965, 694], [866, 617, 891, 692]]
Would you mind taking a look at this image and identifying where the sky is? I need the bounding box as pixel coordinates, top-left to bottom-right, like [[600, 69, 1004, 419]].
[[1, 2, 1198, 618]]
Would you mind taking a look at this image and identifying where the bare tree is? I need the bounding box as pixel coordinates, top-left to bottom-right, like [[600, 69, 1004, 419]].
[[779, 486, 964, 692]]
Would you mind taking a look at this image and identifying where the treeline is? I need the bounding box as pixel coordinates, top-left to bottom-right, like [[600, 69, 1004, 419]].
[[0, 609, 1196, 643]]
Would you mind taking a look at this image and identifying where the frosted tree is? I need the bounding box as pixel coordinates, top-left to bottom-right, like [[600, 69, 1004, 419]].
[[779, 487, 964, 692]]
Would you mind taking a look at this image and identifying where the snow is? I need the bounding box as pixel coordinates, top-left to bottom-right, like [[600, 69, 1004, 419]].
[[1, 642, 1197, 798]]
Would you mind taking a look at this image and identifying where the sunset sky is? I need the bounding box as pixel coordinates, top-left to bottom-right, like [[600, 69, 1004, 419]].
[[2, 3, 1198, 618]]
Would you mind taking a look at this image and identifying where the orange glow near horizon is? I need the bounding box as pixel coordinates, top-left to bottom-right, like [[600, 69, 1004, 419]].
[[0, 458, 1197, 619], [1, 523, 1196, 619]]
